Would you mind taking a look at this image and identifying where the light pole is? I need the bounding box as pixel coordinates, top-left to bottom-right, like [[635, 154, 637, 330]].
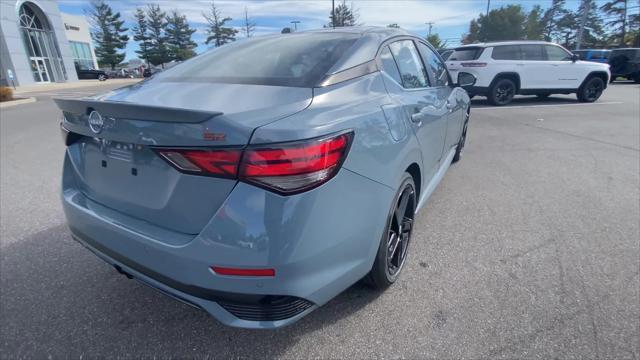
[[332, 0, 335, 29], [291, 20, 300, 31], [425, 22, 434, 37]]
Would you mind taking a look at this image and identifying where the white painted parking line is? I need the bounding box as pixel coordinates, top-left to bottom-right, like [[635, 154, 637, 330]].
[[472, 101, 624, 110]]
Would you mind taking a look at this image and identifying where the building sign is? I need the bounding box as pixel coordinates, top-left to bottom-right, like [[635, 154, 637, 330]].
[[64, 23, 80, 31]]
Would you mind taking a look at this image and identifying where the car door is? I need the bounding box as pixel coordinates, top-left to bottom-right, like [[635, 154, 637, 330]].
[[380, 40, 448, 183], [416, 41, 462, 151], [518, 44, 548, 89], [543, 44, 584, 89]]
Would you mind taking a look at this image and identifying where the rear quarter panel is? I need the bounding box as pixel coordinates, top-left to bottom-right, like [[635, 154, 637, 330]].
[[250, 72, 423, 193]]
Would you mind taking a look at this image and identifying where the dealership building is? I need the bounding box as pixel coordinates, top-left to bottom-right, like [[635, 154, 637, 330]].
[[0, 0, 99, 87]]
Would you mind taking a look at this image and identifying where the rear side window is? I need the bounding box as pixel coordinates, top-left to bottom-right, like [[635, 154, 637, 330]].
[[389, 40, 428, 89], [449, 47, 483, 61], [157, 33, 359, 87], [491, 45, 521, 60], [545, 45, 571, 61], [417, 42, 449, 87], [379, 46, 402, 85], [520, 45, 545, 60]]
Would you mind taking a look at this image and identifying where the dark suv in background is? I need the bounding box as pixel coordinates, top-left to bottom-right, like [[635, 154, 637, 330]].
[[608, 48, 640, 83]]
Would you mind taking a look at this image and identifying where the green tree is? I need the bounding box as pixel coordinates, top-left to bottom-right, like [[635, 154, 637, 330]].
[[555, 10, 579, 47], [600, 0, 629, 46], [426, 33, 443, 48], [542, 0, 569, 41], [165, 10, 197, 61], [578, 0, 606, 48], [463, 5, 527, 43], [327, 1, 359, 28], [131, 8, 152, 65], [203, 0, 238, 47], [242, 7, 256, 38], [146, 4, 170, 67], [524, 5, 545, 40], [628, 9, 640, 46], [89, 0, 129, 70]]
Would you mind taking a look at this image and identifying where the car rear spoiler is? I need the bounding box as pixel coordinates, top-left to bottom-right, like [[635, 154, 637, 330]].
[[53, 98, 223, 123]]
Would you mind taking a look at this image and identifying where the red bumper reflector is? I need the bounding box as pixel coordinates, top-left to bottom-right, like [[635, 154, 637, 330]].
[[211, 266, 275, 277]]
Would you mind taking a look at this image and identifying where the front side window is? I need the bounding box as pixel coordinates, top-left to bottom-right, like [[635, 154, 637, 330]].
[[491, 45, 521, 60], [158, 33, 359, 87], [417, 42, 448, 87], [520, 45, 545, 61], [388, 40, 428, 89], [379, 46, 402, 85], [545, 45, 571, 61]]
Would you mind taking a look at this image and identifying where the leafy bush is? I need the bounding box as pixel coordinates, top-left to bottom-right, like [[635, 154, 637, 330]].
[[0, 86, 13, 102]]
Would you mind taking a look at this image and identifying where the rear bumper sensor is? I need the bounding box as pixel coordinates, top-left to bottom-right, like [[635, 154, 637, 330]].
[[217, 296, 314, 322]]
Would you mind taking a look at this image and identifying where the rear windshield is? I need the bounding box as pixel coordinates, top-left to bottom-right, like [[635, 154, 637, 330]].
[[156, 33, 360, 87], [448, 47, 483, 61]]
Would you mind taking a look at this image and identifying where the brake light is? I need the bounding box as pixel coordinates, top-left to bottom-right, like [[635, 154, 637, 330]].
[[154, 131, 353, 195], [461, 62, 487, 67], [155, 149, 242, 177]]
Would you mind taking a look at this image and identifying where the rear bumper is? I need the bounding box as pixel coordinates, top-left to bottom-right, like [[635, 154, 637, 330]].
[[62, 152, 394, 328]]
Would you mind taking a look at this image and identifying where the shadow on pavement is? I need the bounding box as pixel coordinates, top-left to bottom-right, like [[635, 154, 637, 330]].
[[0, 224, 383, 358]]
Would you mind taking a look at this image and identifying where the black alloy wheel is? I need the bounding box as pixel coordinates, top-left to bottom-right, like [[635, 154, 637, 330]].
[[489, 78, 516, 106], [366, 174, 416, 288], [452, 111, 469, 163], [577, 77, 604, 102]]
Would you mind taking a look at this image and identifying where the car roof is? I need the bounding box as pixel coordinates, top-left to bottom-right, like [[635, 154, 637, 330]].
[[454, 40, 558, 49]]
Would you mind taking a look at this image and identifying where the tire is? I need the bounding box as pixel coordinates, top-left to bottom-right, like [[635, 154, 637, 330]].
[[98, 74, 107, 81], [488, 78, 516, 106], [452, 111, 469, 164], [536, 93, 551, 100], [366, 173, 417, 289], [577, 76, 604, 103], [634, 74, 640, 84]]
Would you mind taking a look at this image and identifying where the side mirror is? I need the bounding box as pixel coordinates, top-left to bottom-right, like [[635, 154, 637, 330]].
[[457, 72, 477, 88], [571, 54, 579, 62]]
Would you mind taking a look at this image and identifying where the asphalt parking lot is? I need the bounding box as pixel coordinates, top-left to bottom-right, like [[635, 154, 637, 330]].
[[1, 81, 638, 358]]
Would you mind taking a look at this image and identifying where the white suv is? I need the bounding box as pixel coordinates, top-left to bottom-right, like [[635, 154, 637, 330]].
[[446, 41, 611, 105]]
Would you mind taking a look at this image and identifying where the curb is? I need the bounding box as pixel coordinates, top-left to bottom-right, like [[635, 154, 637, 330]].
[[0, 97, 37, 109]]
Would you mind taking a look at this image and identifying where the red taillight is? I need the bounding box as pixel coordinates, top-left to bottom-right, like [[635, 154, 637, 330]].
[[156, 148, 242, 177], [211, 266, 275, 277], [461, 62, 487, 67], [154, 131, 353, 195]]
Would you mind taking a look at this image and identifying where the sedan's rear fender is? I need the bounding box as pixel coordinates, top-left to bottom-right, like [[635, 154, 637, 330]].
[[250, 72, 423, 193]]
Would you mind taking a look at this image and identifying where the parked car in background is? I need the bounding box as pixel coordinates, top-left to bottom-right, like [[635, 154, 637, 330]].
[[608, 48, 640, 83], [572, 49, 610, 63], [55, 27, 473, 329], [143, 68, 162, 78], [446, 41, 610, 105], [75, 64, 108, 81]]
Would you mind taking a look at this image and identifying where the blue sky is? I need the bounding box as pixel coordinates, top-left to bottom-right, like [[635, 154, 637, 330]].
[[58, 0, 591, 61]]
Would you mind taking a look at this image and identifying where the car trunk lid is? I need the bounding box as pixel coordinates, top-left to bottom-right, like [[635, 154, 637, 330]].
[[55, 81, 312, 235]]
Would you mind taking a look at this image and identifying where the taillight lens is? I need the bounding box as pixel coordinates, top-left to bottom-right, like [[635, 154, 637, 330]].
[[155, 149, 242, 178], [154, 131, 353, 195]]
